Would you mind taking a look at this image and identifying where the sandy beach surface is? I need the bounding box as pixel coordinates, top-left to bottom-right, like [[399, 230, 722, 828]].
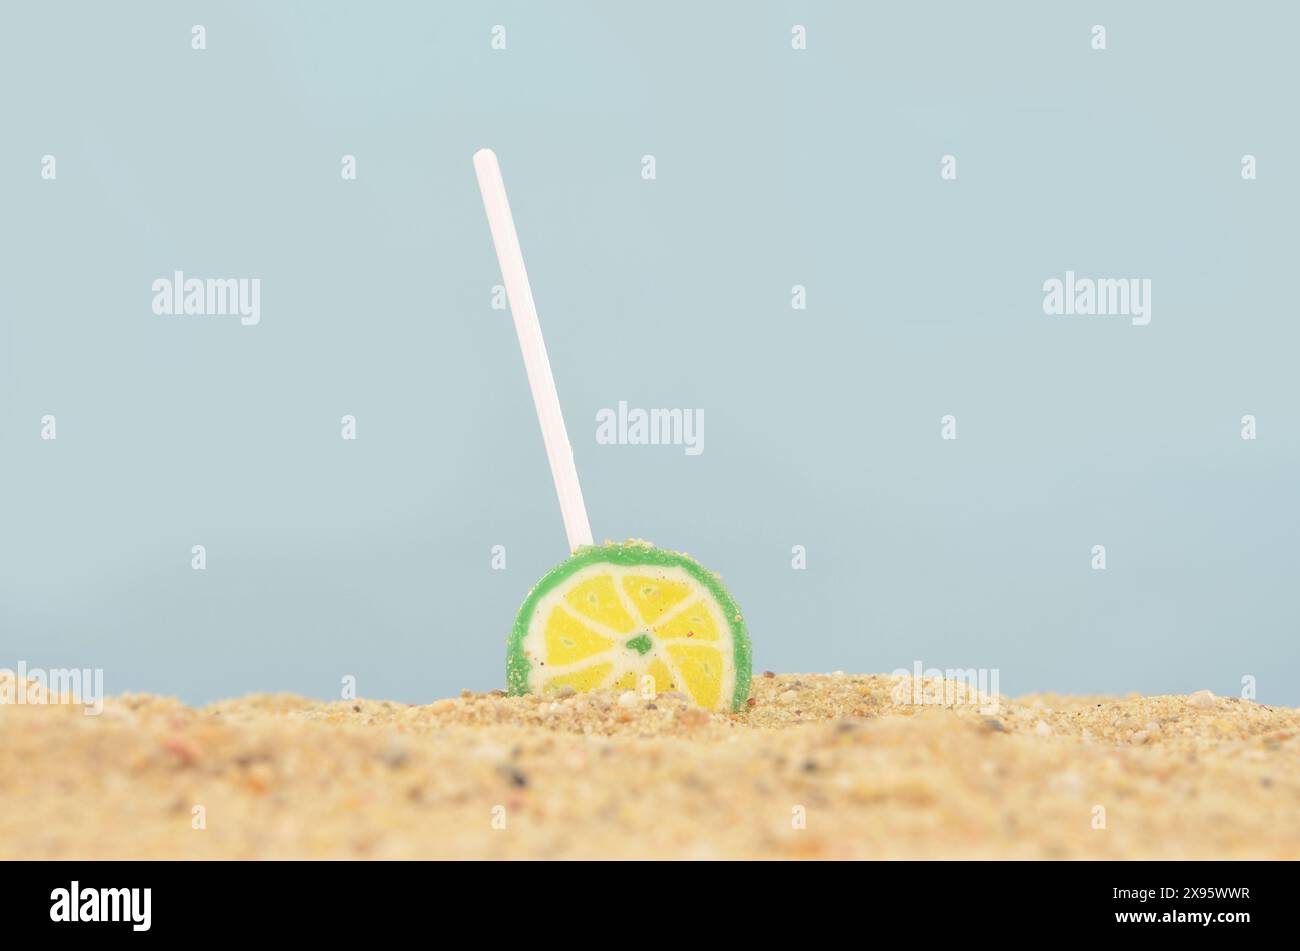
[[2, 672, 1297, 860]]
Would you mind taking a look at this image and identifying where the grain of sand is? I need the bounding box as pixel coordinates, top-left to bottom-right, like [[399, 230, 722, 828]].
[[2, 672, 1297, 859]]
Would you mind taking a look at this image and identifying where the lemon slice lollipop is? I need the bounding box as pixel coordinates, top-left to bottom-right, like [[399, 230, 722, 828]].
[[474, 149, 751, 712], [510, 542, 751, 711]]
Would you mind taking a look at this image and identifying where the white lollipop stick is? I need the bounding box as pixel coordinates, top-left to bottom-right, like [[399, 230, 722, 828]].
[[474, 148, 594, 553]]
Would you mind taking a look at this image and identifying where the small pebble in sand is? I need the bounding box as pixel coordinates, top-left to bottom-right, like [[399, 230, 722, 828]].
[[498, 765, 528, 788], [161, 734, 200, 766], [1187, 690, 1217, 710], [382, 746, 411, 769], [779, 690, 798, 704], [431, 699, 456, 714], [1034, 720, 1053, 737], [617, 691, 639, 709]]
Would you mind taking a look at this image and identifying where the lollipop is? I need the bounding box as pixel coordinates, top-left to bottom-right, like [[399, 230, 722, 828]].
[[473, 149, 751, 711]]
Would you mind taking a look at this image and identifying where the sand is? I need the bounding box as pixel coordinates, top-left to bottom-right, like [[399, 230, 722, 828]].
[[2, 672, 1297, 860]]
